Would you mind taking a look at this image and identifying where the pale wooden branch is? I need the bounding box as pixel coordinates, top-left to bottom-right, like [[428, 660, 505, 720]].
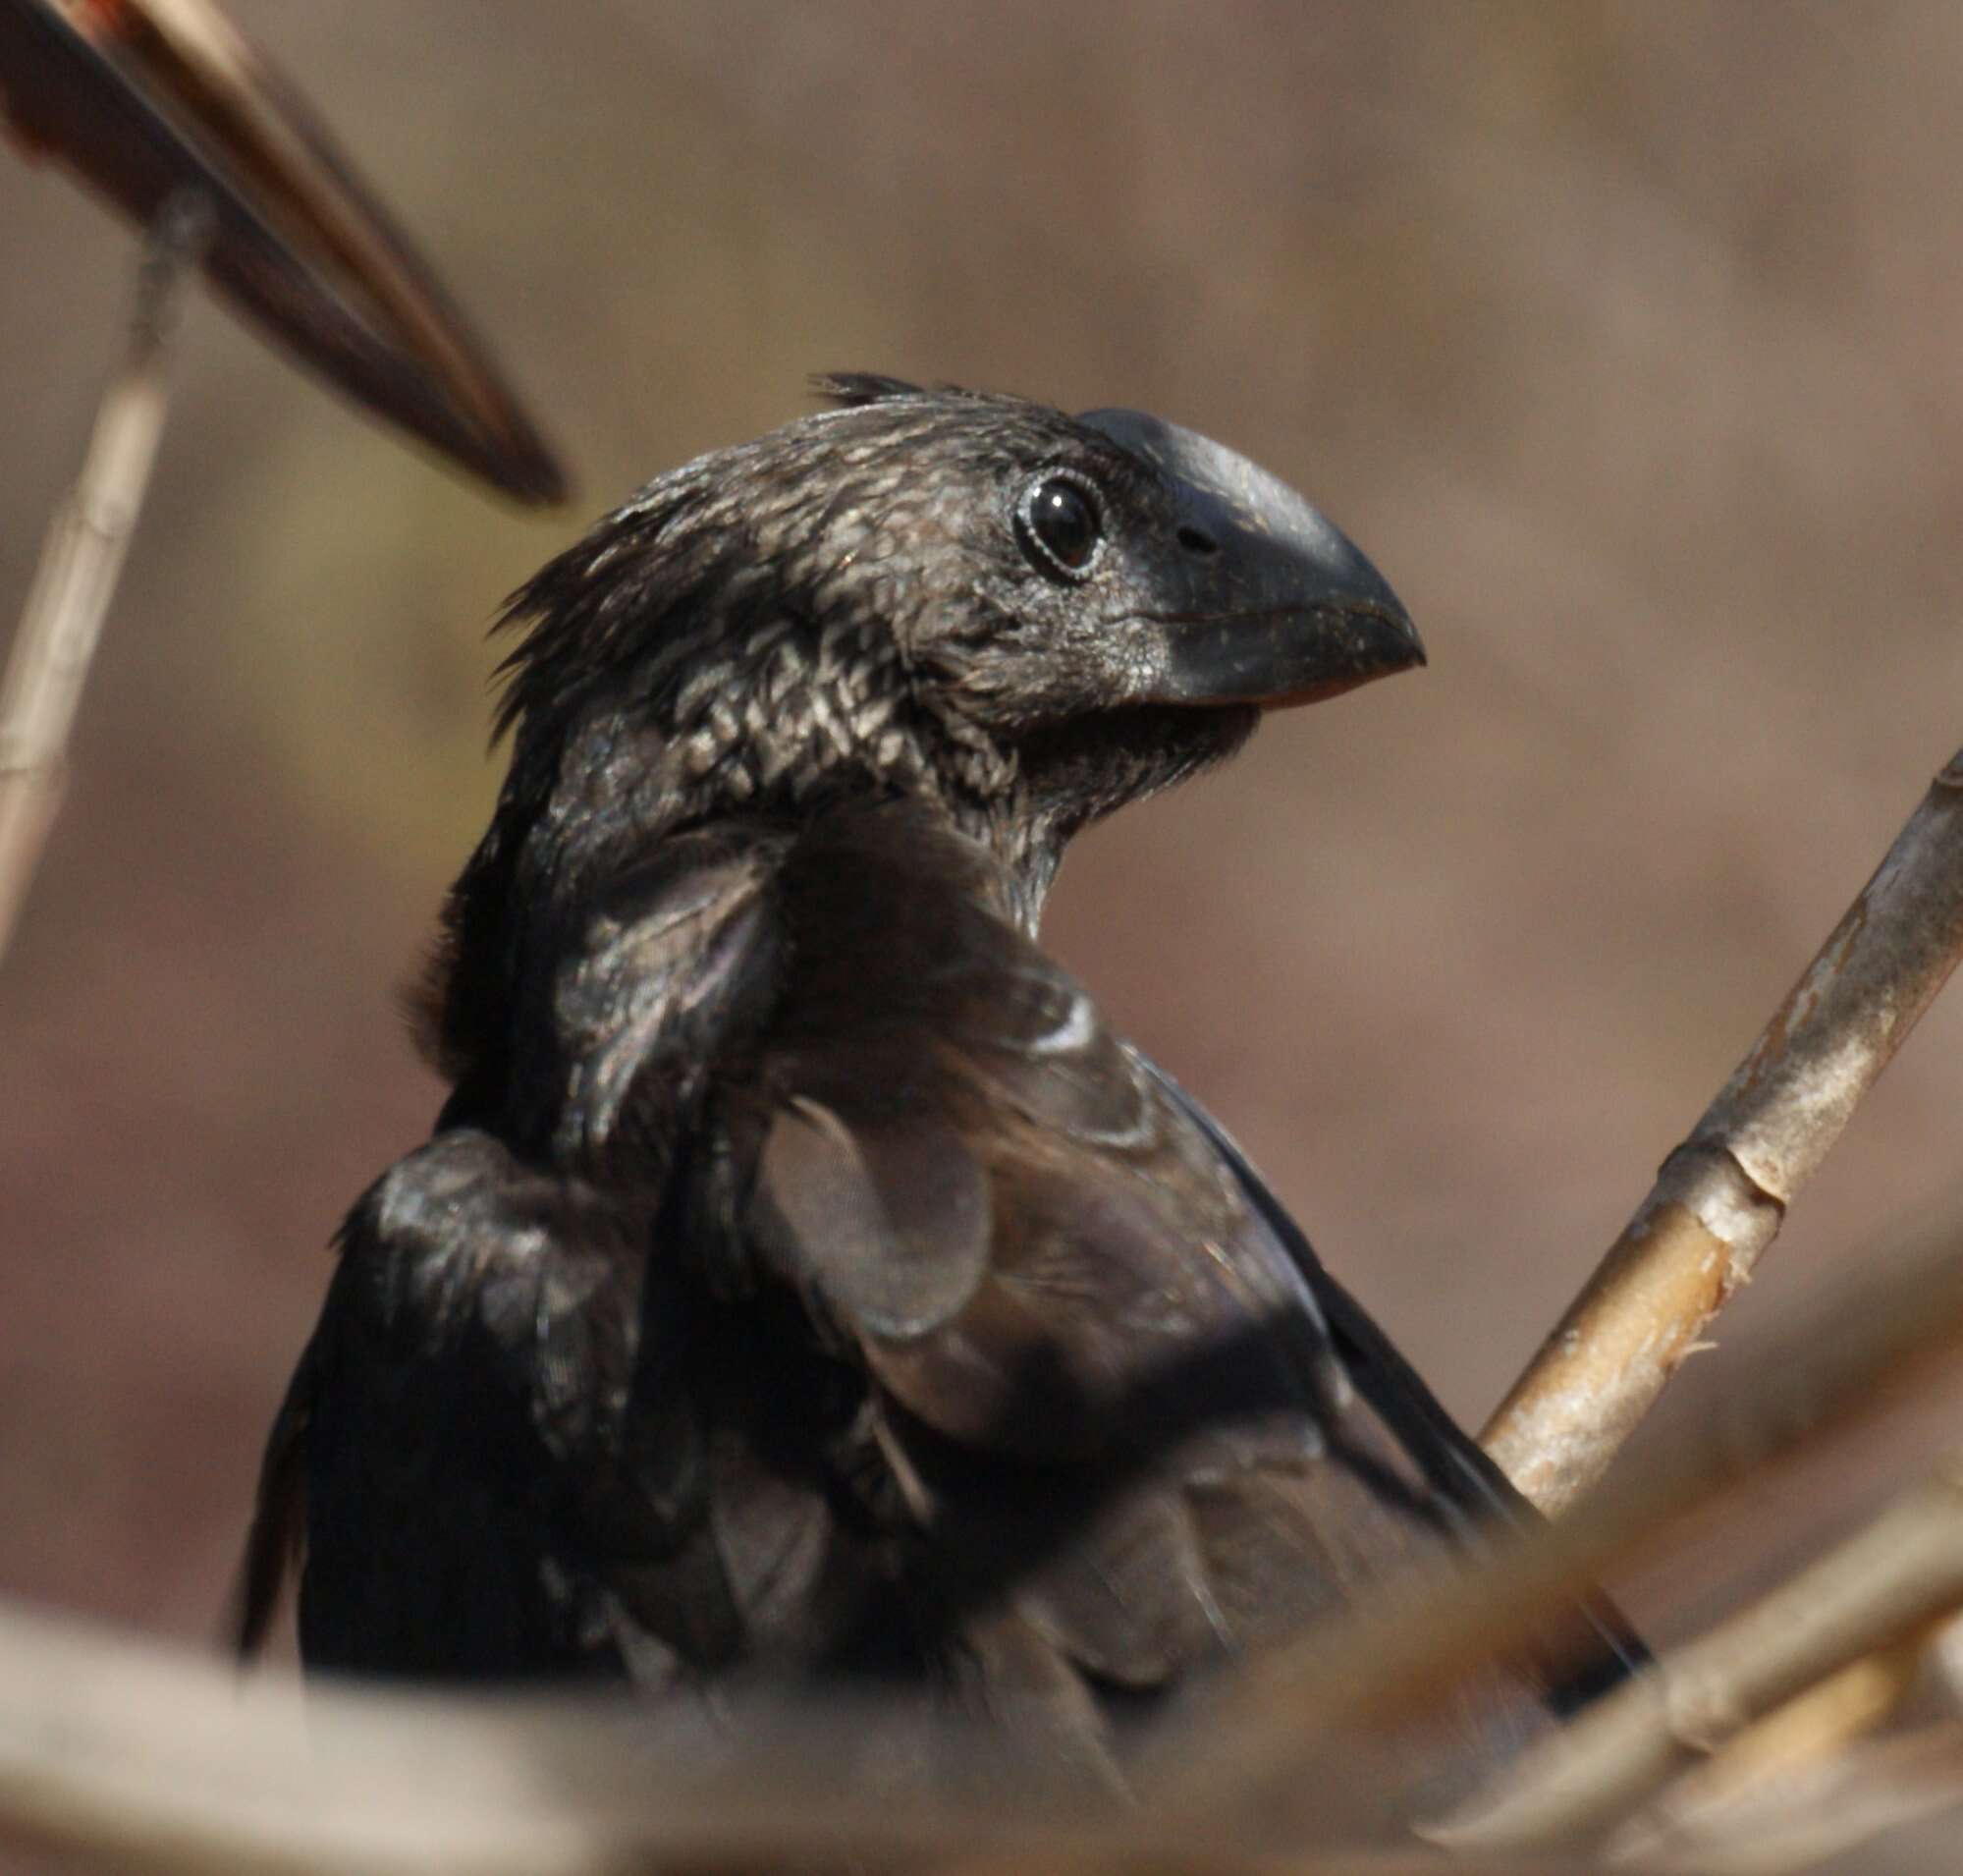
[[1482, 744, 1963, 1516], [1608, 1723, 1963, 1873], [0, 192, 205, 966], [1426, 1452, 1963, 1852]]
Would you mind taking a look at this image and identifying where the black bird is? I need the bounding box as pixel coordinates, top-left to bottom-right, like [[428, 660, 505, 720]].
[[241, 376, 1635, 1784]]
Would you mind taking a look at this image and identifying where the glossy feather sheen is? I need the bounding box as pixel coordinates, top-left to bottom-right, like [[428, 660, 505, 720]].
[[242, 381, 1635, 1782]]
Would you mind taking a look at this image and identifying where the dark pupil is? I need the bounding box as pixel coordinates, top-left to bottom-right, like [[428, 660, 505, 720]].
[[1030, 478, 1097, 571]]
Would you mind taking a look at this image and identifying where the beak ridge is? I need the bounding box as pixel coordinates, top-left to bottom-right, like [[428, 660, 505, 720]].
[[1078, 407, 1422, 708]]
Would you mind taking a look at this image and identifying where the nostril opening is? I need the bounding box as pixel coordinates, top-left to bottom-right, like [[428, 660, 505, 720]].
[[1176, 525, 1219, 557]]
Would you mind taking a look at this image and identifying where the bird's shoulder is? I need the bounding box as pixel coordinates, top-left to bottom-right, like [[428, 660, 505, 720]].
[[727, 800, 1356, 1455], [533, 821, 783, 1158], [704, 803, 1542, 1721]]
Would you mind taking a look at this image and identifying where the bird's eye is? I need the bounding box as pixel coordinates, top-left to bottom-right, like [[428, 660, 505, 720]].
[[1015, 472, 1103, 581]]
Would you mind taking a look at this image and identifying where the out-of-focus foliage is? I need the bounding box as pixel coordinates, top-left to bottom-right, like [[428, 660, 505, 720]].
[[1, 0, 1959, 1666]]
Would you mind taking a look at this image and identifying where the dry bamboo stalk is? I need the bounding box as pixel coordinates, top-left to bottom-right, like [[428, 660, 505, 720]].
[[0, 193, 204, 964], [1427, 1453, 1963, 1852], [1482, 745, 1963, 1516]]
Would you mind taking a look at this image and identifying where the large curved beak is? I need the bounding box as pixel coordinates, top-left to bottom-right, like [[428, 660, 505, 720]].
[[1079, 407, 1422, 708], [0, 0, 567, 504]]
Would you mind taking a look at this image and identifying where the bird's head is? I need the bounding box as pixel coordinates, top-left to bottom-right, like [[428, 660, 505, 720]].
[[427, 379, 1422, 1097], [491, 376, 1421, 913]]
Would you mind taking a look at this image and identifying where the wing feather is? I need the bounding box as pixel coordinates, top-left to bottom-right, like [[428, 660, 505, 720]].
[[739, 804, 1483, 1702]]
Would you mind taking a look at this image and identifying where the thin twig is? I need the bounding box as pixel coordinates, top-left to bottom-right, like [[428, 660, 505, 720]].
[[1426, 1453, 1963, 1852], [0, 189, 207, 965], [1481, 744, 1963, 1516]]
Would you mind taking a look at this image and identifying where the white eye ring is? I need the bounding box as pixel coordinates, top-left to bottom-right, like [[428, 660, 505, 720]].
[[1015, 469, 1104, 582]]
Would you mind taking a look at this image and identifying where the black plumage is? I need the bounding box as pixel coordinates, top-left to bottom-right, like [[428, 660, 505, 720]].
[[241, 377, 1636, 1779]]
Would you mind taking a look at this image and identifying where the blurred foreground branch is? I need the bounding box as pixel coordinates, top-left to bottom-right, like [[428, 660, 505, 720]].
[[927, 1218, 1963, 1876], [1430, 1451, 1963, 1852], [1151, 1224, 1963, 1818], [1607, 1723, 1963, 1871], [1482, 744, 1963, 1516], [0, 1604, 1591, 1876], [0, 191, 203, 964], [10, 1216, 1963, 1876]]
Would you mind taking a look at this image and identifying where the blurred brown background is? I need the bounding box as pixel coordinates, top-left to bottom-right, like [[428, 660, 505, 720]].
[[2, 0, 1960, 1667]]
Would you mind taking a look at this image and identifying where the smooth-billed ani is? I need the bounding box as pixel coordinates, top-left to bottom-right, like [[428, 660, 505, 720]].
[[240, 376, 1639, 1782]]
